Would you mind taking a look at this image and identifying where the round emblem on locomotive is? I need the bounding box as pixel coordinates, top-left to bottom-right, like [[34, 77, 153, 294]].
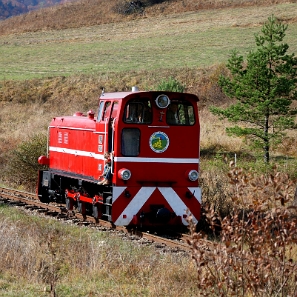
[[149, 131, 169, 153]]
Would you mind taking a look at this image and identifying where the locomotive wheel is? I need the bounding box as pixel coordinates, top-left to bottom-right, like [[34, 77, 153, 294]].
[[65, 197, 74, 210], [39, 188, 50, 203], [77, 201, 86, 215], [92, 205, 100, 220]]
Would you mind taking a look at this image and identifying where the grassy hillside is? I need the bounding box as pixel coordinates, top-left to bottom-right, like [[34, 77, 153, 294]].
[[1, 3, 297, 81], [0, 0, 296, 35]]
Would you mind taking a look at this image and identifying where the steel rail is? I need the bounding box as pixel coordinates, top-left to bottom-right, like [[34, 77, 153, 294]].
[[0, 186, 192, 252]]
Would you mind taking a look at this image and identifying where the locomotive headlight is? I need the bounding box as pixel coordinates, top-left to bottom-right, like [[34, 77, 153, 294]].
[[155, 94, 170, 108], [188, 170, 199, 181], [118, 168, 131, 181]]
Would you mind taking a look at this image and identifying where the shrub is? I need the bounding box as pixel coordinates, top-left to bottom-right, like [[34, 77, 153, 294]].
[[5, 133, 48, 190], [188, 164, 297, 297], [114, 0, 170, 15], [114, 0, 145, 15], [156, 76, 185, 92]]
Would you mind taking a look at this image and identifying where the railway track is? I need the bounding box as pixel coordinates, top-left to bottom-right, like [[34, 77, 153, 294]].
[[0, 186, 192, 253]]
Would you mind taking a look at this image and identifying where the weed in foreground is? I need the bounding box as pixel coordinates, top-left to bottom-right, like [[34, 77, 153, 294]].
[[188, 164, 297, 297]]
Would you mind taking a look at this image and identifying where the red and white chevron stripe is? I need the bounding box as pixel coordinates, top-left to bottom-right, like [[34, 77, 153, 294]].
[[112, 186, 201, 226]]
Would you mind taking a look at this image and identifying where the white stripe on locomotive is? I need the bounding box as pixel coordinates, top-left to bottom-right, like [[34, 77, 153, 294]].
[[49, 146, 199, 164]]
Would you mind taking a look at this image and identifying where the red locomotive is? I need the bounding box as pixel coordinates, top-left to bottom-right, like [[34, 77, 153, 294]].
[[37, 88, 201, 229]]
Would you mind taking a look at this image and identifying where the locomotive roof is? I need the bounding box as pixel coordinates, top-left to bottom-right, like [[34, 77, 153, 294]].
[[99, 91, 199, 101], [100, 91, 138, 99]]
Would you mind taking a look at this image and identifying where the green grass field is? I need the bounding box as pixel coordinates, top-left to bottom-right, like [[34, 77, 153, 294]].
[[1, 3, 297, 80]]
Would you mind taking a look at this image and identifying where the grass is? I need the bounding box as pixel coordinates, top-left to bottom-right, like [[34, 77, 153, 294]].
[[0, 204, 199, 297], [1, 3, 297, 80]]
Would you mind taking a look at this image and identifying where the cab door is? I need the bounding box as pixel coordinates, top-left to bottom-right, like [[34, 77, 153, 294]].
[[95, 101, 118, 176]]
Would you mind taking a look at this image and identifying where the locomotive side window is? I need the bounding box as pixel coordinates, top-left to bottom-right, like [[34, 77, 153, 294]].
[[111, 101, 119, 118], [121, 128, 140, 156], [97, 101, 105, 121], [103, 102, 111, 120], [124, 99, 152, 124], [166, 101, 195, 125]]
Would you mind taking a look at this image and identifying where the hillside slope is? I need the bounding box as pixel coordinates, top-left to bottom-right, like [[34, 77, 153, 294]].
[[0, 0, 296, 35]]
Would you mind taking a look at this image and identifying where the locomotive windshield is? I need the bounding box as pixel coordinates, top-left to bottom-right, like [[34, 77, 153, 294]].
[[166, 101, 195, 125], [123, 99, 152, 124]]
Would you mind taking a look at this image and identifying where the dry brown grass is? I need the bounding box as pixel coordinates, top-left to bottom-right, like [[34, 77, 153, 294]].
[[200, 109, 244, 152]]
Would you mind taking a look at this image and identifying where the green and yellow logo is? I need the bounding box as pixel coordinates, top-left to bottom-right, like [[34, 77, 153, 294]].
[[149, 132, 169, 153]]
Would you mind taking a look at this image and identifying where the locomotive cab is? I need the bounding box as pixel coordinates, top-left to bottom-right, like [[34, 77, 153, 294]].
[[109, 91, 201, 227], [37, 89, 201, 229]]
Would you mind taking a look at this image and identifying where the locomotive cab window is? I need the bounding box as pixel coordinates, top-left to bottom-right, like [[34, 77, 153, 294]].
[[121, 128, 140, 156], [166, 100, 195, 126], [124, 99, 152, 124], [97, 101, 105, 121], [97, 101, 111, 122]]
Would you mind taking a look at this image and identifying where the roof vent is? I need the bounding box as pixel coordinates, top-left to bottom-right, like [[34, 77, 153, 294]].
[[73, 112, 83, 116]]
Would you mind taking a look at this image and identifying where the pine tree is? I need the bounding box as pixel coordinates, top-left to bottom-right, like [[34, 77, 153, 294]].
[[210, 15, 297, 163]]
